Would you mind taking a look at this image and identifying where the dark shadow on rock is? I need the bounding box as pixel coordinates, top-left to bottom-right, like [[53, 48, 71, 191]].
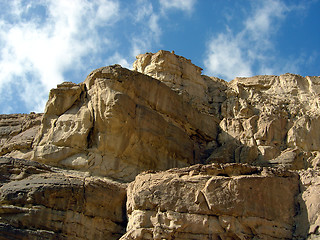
[[293, 177, 310, 239]]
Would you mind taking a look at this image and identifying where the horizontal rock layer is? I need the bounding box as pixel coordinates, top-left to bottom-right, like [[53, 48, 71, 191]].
[[123, 163, 300, 240], [0, 113, 42, 160], [0, 157, 127, 240]]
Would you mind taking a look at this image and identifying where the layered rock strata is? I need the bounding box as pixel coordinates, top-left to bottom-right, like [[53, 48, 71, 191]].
[[0, 157, 319, 239], [122, 164, 300, 240], [0, 50, 319, 239], [0, 113, 42, 160], [296, 169, 320, 239], [0, 157, 127, 240], [134, 51, 320, 170], [32, 65, 217, 182]]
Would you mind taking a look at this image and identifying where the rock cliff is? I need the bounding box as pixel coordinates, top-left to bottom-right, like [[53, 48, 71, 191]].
[[123, 164, 299, 239], [32, 65, 217, 182], [0, 50, 319, 239], [0, 157, 127, 239], [0, 113, 42, 160]]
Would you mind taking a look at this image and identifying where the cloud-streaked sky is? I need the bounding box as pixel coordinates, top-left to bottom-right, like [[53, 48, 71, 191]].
[[1, 0, 319, 114]]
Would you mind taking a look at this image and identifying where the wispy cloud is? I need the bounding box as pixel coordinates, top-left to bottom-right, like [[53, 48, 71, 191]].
[[204, 0, 291, 80], [159, 0, 196, 12], [129, 0, 162, 57], [1, 0, 198, 113], [130, 0, 196, 58], [106, 52, 131, 69], [0, 0, 119, 113]]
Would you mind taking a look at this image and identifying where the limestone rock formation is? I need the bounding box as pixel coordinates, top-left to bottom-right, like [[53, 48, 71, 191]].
[[0, 50, 320, 239], [214, 73, 320, 169], [122, 163, 300, 240], [0, 113, 42, 160], [134, 51, 320, 170], [296, 169, 320, 239], [32, 65, 217, 182], [0, 157, 127, 239], [133, 50, 227, 115]]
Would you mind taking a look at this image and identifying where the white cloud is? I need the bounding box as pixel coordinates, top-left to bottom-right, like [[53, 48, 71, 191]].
[[245, 0, 287, 47], [0, 0, 119, 113], [106, 52, 131, 69], [160, 0, 196, 12], [149, 14, 161, 39], [131, 37, 149, 58], [205, 34, 253, 80], [134, 0, 153, 22], [129, 0, 161, 57], [204, 0, 290, 80]]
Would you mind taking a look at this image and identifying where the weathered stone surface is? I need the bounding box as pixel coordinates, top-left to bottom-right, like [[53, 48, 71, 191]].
[[210, 73, 320, 169], [1, 50, 319, 179], [0, 113, 42, 160], [133, 51, 320, 170], [0, 157, 127, 240], [295, 169, 320, 239], [134, 50, 227, 115], [0, 50, 320, 239], [123, 163, 300, 240], [32, 64, 218, 182]]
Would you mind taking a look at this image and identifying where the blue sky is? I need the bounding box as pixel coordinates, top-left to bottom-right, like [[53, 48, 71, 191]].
[[0, 0, 319, 114]]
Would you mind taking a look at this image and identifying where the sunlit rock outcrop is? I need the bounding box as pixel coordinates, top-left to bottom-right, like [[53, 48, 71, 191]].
[[0, 157, 127, 239], [122, 164, 300, 239], [0, 113, 42, 159], [32, 64, 218, 182], [0, 50, 319, 239]]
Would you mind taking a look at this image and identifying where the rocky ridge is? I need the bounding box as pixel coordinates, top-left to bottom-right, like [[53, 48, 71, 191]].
[[0, 50, 319, 239]]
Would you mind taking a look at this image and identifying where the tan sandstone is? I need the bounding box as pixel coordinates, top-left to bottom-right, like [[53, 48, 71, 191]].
[[295, 169, 320, 239], [32, 65, 218, 182], [122, 163, 300, 240], [0, 157, 127, 239], [214, 73, 320, 169], [0, 113, 42, 160], [0, 50, 319, 239]]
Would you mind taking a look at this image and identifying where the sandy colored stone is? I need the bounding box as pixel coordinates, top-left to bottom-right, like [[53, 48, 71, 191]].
[[32, 64, 218, 181], [1, 50, 319, 177], [0, 50, 319, 239], [0, 157, 127, 240], [134, 51, 320, 169], [134, 50, 228, 116], [295, 169, 320, 239], [211, 73, 320, 168], [123, 163, 299, 239], [0, 113, 42, 160]]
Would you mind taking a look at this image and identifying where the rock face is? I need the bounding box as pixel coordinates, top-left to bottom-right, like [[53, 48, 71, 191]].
[[0, 157, 127, 239], [0, 113, 42, 160], [296, 169, 320, 239], [134, 51, 320, 171], [1, 50, 319, 180], [122, 164, 300, 240], [32, 65, 217, 182], [0, 50, 320, 239], [213, 74, 320, 169]]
